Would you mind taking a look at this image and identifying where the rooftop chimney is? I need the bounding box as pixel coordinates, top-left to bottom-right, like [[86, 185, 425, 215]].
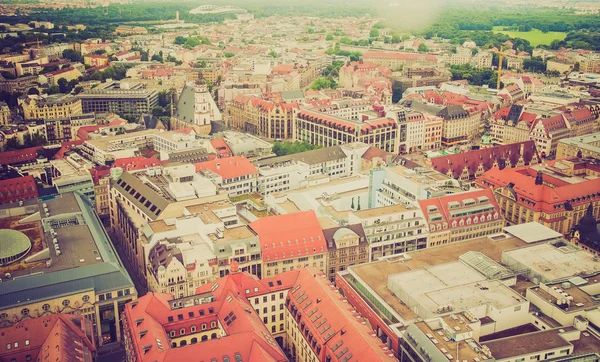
[[535, 170, 543, 185]]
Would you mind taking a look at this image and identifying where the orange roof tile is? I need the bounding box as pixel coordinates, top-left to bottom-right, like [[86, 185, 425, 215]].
[[287, 269, 396, 361], [195, 155, 257, 180], [249, 211, 327, 262]]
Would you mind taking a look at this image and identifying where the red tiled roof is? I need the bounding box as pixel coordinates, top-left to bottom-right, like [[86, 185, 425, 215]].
[[113, 156, 161, 171], [271, 64, 295, 74], [84, 54, 108, 59], [0, 314, 96, 362], [361, 146, 393, 161], [0, 146, 42, 165], [47, 66, 76, 76], [249, 211, 327, 262], [287, 269, 396, 361], [418, 188, 502, 231], [538, 114, 567, 135], [108, 118, 127, 126], [123, 289, 287, 362], [430, 141, 540, 179], [363, 51, 438, 62], [0, 175, 38, 205], [195, 155, 257, 180], [476, 166, 600, 213], [90, 166, 111, 185], [76, 125, 101, 140], [53, 140, 85, 160], [209, 138, 232, 157]]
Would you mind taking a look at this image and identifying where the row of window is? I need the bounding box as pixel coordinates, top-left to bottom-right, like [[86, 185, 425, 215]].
[[168, 321, 218, 337]]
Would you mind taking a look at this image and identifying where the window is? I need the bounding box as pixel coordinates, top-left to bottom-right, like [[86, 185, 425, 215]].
[[514, 305, 521, 312], [25, 340, 29, 346], [14, 342, 18, 348], [170, 331, 176, 337], [180, 328, 185, 335], [211, 321, 216, 328], [6, 344, 10, 350]]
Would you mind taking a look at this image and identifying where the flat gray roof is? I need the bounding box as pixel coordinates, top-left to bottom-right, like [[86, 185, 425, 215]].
[[0, 192, 135, 309], [503, 222, 563, 243]]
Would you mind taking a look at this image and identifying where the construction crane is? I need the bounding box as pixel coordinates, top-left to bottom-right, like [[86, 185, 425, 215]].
[[497, 45, 504, 90]]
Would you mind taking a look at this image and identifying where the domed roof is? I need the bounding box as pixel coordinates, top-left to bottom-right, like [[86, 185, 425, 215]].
[[333, 228, 358, 241], [0, 229, 31, 261]]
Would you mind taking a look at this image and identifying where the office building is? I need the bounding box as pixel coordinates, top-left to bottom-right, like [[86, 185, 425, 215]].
[[78, 82, 158, 118], [0, 192, 136, 346]]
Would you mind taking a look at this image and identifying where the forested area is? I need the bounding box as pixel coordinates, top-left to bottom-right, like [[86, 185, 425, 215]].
[[422, 6, 600, 50]]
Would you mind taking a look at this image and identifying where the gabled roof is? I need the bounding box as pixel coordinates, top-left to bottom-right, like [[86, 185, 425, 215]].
[[436, 104, 468, 119], [0, 315, 96, 362], [123, 274, 290, 362], [430, 141, 540, 179], [476, 166, 600, 214], [418, 188, 501, 231], [249, 211, 327, 262], [287, 269, 396, 361]]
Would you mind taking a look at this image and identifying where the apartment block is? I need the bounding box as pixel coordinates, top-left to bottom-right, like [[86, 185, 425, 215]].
[[249, 211, 328, 277], [477, 161, 600, 234], [419, 188, 505, 247], [19, 94, 82, 120], [295, 108, 398, 153]]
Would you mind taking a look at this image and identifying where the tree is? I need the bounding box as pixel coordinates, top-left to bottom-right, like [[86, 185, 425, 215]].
[[174, 36, 186, 45], [272, 141, 320, 156], [151, 54, 163, 62], [472, 48, 479, 56], [369, 28, 379, 38], [310, 77, 333, 90], [418, 43, 429, 52], [392, 81, 404, 103], [268, 50, 278, 58], [325, 34, 334, 41], [523, 56, 547, 73], [223, 52, 235, 58], [57, 78, 70, 93], [391, 34, 401, 43], [62, 49, 82, 62], [46, 84, 60, 95], [5, 137, 20, 151], [29, 132, 46, 147]]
